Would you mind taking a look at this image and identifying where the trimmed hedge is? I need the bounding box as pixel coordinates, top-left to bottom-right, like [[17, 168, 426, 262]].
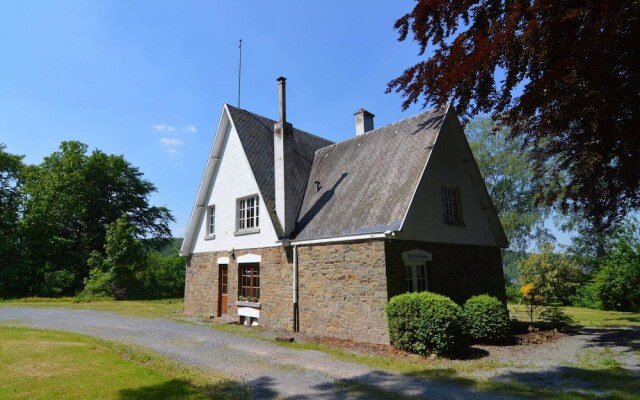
[[385, 291, 468, 355], [463, 294, 510, 342]]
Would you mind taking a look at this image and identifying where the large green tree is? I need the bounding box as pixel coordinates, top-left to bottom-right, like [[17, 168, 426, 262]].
[[0, 145, 25, 297], [387, 1, 640, 238], [466, 117, 551, 251], [20, 141, 173, 296]]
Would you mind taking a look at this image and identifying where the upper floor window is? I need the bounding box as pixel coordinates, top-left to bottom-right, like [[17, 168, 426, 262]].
[[441, 185, 463, 225], [206, 205, 215, 237], [237, 195, 259, 233]]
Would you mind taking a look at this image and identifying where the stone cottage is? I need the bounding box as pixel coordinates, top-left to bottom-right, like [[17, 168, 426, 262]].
[[180, 77, 508, 344]]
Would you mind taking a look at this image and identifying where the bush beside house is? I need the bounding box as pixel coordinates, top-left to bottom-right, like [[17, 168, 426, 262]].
[[463, 294, 510, 343], [385, 292, 468, 355]]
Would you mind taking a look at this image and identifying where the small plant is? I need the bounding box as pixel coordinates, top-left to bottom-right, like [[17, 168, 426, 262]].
[[238, 296, 246, 302], [463, 294, 510, 343], [539, 303, 574, 328], [249, 296, 258, 303], [520, 282, 541, 323], [385, 291, 468, 355]]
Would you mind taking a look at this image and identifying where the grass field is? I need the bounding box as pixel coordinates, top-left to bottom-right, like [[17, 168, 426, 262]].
[[0, 326, 247, 400], [0, 297, 184, 319], [508, 303, 640, 327], [2, 299, 639, 399]]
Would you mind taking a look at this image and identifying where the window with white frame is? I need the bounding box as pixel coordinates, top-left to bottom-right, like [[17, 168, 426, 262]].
[[402, 249, 432, 293], [237, 195, 259, 232], [206, 205, 215, 237], [441, 185, 463, 225], [405, 263, 428, 292]]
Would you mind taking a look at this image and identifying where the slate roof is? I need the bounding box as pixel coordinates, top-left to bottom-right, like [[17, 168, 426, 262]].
[[226, 105, 333, 237], [293, 106, 448, 241]]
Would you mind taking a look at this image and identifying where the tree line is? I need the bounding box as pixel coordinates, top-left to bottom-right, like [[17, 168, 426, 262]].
[[0, 141, 184, 300], [468, 118, 640, 312]]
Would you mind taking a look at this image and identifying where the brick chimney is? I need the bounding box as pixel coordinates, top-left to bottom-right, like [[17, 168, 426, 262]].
[[354, 108, 375, 136], [274, 77, 296, 237]]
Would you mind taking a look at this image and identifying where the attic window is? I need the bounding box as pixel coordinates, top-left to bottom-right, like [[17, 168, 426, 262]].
[[205, 205, 215, 239], [441, 186, 464, 225], [235, 195, 260, 235]]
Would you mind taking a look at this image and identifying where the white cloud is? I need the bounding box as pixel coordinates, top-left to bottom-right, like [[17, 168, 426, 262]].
[[160, 137, 183, 146], [183, 125, 198, 133], [153, 123, 176, 132], [159, 137, 182, 154]]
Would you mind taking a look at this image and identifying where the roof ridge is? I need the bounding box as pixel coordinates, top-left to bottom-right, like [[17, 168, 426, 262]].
[[225, 103, 333, 145], [316, 105, 447, 153]]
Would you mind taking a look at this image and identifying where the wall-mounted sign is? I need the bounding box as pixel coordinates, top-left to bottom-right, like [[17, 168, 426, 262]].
[[402, 249, 432, 263]]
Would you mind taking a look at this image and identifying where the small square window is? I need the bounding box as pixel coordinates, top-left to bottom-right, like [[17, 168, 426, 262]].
[[441, 186, 463, 225]]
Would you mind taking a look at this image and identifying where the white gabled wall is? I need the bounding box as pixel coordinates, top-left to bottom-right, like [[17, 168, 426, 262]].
[[399, 110, 503, 247], [191, 119, 280, 253]]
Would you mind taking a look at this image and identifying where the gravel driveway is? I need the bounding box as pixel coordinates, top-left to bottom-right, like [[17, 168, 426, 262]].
[[1, 306, 638, 399]]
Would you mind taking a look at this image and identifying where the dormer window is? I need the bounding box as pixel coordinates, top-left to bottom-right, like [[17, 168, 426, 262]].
[[441, 185, 463, 225], [205, 205, 215, 239], [235, 195, 260, 235]]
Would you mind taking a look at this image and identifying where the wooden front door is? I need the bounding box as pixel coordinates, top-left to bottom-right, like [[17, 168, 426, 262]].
[[218, 264, 228, 316]]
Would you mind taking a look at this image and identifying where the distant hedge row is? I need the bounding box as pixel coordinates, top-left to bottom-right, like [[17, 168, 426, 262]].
[[385, 292, 510, 355]]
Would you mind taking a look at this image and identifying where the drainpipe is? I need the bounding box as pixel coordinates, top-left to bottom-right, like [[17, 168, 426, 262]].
[[292, 245, 299, 332]]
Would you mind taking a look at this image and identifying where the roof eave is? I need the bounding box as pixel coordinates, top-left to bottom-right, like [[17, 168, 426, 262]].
[[180, 104, 232, 256]]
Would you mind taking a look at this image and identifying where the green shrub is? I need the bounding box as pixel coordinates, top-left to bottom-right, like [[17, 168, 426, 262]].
[[505, 280, 522, 303], [463, 294, 510, 342], [540, 303, 574, 328], [81, 267, 115, 299], [571, 281, 602, 309], [385, 292, 468, 355]]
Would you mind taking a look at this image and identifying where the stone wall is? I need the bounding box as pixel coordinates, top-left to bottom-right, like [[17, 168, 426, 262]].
[[184, 251, 224, 317], [184, 240, 504, 344], [184, 246, 293, 330], [297, 241, 389, 344], [185, 241, 390, 343], [384, 240, 506, 304]]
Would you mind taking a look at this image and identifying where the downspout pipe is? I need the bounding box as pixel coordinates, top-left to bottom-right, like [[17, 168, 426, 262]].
[[292, 245, 299, 332]]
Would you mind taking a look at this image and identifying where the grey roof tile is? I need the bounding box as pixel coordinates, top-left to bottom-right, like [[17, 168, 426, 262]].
[[293, 107, 447, 240], [226, 105, 333, 237]]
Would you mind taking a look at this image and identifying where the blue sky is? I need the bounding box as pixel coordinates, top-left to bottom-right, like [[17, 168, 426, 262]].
[[0, 1, 570, 244]]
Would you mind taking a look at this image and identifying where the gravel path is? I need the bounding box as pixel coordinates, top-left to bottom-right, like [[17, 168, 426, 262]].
[[1, 307, 638, 399]]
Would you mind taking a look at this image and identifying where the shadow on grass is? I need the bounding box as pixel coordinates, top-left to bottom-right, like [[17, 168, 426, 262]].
[[118, 377, 257, 400], [118, 365, 639, 400]]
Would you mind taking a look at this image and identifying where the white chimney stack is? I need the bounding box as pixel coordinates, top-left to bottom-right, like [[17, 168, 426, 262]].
[[274, 77, 296, 238], [354, 108, 375, 136]]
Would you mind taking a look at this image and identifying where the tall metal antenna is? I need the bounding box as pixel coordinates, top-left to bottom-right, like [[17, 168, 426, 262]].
[[237, 39, 242, 108]]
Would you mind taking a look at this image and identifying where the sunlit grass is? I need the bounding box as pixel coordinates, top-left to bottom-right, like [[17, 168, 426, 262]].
[[508, 303, 640, 327], [0, 297, 184, 319], [0, 326, 247, 400]]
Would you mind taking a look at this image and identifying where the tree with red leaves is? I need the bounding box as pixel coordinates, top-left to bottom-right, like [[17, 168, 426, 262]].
[[387, 1, 640, 250]]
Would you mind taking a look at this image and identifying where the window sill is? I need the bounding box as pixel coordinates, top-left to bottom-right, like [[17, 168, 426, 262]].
[[234, 227, 260, 236], [204, 235, 215, 241], [236, 301, 261, 309]]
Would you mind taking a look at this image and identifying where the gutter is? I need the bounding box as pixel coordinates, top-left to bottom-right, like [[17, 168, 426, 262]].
[[290, 232, 394, 246]]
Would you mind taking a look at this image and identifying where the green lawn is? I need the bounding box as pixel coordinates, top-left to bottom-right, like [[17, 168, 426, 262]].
[[0, 297, 184, 319], [0, 326, 247, 400], [508, 303, 640, 327]]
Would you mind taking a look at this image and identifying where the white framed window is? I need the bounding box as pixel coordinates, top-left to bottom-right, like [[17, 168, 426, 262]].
[[441, 185, 463, 225], [236, 195, 260, 234], [206, 205, 215, 238], [402, 250, 432, 293], [405, 264, 428, 292]]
